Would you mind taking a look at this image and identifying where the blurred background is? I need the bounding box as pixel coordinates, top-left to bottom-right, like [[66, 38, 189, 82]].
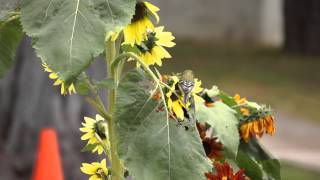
[[1, 0, 320, 179]]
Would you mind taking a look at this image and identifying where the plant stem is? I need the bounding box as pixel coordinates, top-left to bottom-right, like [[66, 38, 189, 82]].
[[82, 73, 111, 121], [112, 52, 159, 83], [106, 37, 123, 180]]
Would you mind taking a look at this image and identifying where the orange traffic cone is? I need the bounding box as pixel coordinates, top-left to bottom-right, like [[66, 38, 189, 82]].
[[32, 128, 64, 180]]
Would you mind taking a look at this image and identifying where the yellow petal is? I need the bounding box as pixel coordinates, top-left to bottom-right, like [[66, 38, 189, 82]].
[[81, 132, 94, 140], [172, 100, 184, 120], [144, 1, 160, 23], [49, 73, 58, 79], [88, 137, 98, 144], [60, 83, 66, 95], [84, 117, 96, 125], [101, 159, 108, 175], [96, 114, 105, 121], [194, 95, 205, 103], [79, 127, 92, 133], [53, 79, 62, 86], [89, 175, 99, 180], [81, 163, 97, 175], [68, 84, 76, 94]]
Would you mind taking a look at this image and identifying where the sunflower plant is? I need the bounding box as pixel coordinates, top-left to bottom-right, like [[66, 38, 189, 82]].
[[0, 1, 280, 180]]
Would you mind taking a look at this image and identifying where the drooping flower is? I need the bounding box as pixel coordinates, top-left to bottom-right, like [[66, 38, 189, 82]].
[[124, 1, 160, 45], [42, 63, 76, 95], [80, 159, 109, 180], [137, 26, 175, 66], [240, 115, 276, 142], [80, 114, 110, 154], [205, 161, 249, 180], [165, 75, 203, 121]]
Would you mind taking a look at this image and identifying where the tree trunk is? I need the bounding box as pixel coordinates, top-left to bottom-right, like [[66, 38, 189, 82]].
[[284, 0, 320, 54], [0, 36, 105, 180]]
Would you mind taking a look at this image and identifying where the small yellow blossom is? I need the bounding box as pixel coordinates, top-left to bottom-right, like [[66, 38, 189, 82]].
[[138, 26, 175, 66], [124, 1, 160, 45], [80, 114, 110, 155], [80, 159, 108, 180], [42, 63, 76, 95]]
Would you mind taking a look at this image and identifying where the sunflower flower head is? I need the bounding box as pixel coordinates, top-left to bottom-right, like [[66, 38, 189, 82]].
[[205, 161, 249, 180], [124, 1, 160, 45], [239, 106, 276, 143], [165, 74, 203, 121], [80, 159, 109, 180], [80, 114, 110, 155], [135, 26, 175, 66], [42, 63, 76, 95]]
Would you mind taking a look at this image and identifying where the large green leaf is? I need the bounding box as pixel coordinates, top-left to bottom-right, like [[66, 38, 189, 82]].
[[195, 101, 240, 158], [20, 0, 135, 81], [114, 69, 212, 180], [237, 140, 281, 180], [236, 150, 263, 180], [0, 0, 19, 20], [0, 18, 23, 78]]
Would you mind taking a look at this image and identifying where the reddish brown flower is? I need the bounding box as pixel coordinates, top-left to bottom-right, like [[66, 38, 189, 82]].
[[203, 137, 223, 160], [196, 122, 207, 140], [196, 123, 224, 160], [205, 162, 249, 180]]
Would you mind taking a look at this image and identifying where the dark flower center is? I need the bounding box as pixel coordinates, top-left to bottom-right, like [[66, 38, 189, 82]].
[[94, 121, 107, 139], [137, 31, 158, 53], [132, 2, 148, 23]]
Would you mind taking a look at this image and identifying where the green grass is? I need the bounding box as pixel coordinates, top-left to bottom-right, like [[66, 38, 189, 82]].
[[161, 41, 320, 122], [282, 163, 320, 180]]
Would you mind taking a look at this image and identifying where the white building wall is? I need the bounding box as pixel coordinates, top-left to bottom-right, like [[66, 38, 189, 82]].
[[260, 0, 284, 46], [149, 0, 283, 46]]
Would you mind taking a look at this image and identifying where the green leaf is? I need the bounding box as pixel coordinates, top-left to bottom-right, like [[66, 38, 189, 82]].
[[0, 18, 23, 78], [81, 143, 98, 153], [218, 91, 237, 107], [74, 79, 89, 95], [96, 78, 116, 89], [114, 69, 212, 180], [195, 101, 240, 158], [20, 0, 135, 81], [236, 150, 263, 180], [0, 0, 19, 20], [121, 44, 141, 55], [237, 140, 281, 180]]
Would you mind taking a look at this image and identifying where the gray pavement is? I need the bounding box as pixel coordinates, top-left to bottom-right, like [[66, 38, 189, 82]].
[[261, 112, 320, 171]]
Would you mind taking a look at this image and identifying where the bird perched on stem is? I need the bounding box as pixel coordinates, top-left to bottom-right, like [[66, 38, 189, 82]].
[[179, 70, 195, 105]]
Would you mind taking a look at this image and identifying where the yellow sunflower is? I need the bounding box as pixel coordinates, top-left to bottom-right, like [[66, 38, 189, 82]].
[[166, 76, 203, 121], [42, 63, 76, 95], [80, 159, 108, 180], [80, 114, 110, 155], [240, 115, 276, 142], [124, 1, 160, 45], [138, 26, 175, 66]]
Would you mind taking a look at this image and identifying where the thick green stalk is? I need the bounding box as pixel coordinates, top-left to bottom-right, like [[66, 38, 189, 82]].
[[106, 38, 123, 180]]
